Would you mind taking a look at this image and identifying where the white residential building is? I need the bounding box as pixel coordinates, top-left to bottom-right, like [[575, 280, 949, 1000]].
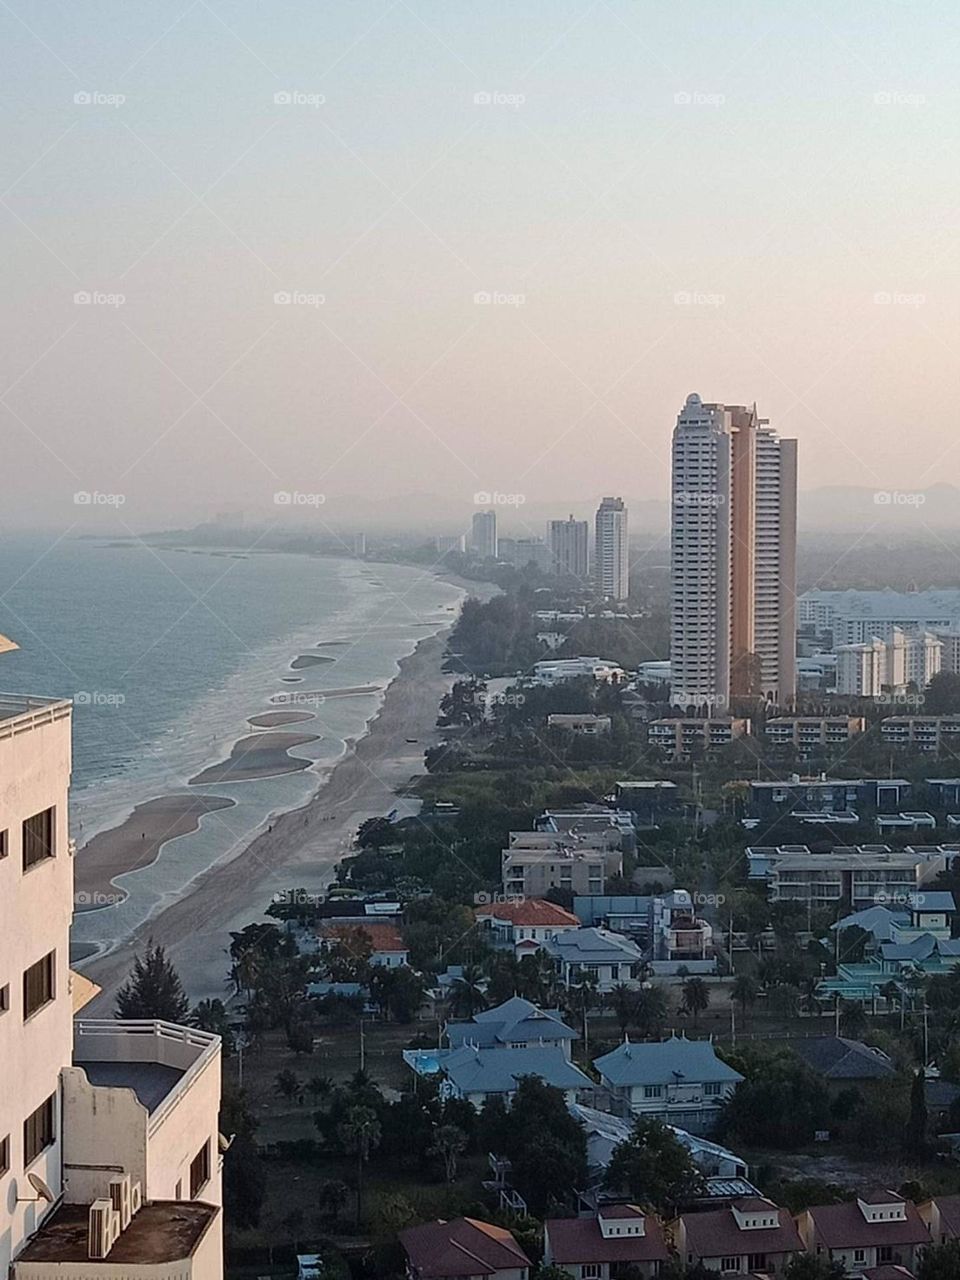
[[837, 629, 941, 696], [594, 497, 629, 601], [669, 394, 797, 711], [593, 1036, 743, 1132], [800, 588, 960, 647], [531, 657, 625, 686], [0, 656, 223, 1280], [836, 637, 887, 697]]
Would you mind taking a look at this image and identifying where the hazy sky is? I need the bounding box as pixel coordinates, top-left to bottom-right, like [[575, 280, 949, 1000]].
[[3, 1, 960, 532]]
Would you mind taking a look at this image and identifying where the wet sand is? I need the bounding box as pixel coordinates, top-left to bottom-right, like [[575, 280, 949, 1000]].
[[270, 684, 381, 703], [188, 732, 319, 784], [75, 794, 235, 910], [290, 654, 335, 669], [79, 630, 463, 1007], [248, 710, 316, 727]]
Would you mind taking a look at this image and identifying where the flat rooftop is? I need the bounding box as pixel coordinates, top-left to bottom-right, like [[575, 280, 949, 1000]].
[[76, 1060, 186, 1113], [16, 1202, 216, 1265], [0, 692, 71, 729]]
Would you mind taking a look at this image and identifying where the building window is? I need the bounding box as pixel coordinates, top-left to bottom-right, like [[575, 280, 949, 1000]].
[[0, 829, 7, 858], [582, 1266, 601, 1279], [0, 1134, 9, 1177], [748, 1255, 766, 1271], [704, 1081, 721, 1096], [24, 1095, 55, 1165], [0, 985, 9, 1014], [643, 1085, 663, 1099], [853, 1250, 865, 1264], [719, 1258, 741, 1273], [23, 951, 56, 1020], [22, 808, 55, 870], [189, 1139, 211, 1198]]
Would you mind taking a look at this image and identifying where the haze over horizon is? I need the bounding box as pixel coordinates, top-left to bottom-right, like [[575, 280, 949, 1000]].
[[4, 2, 960, 533]]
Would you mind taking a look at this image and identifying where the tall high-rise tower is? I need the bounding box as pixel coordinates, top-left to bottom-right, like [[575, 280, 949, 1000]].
[[669, 393, 797, 710], [471, 509, 497, 559], [594, 497, 629, 600], [548, 515, 589, 580]]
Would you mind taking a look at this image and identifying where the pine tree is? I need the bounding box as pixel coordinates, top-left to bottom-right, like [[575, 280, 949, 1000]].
[[115, 941, 190, 1022]]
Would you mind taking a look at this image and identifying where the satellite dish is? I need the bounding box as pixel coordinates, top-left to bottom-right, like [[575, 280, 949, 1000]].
[[17, 1173, 54, 1204], [218, 1133, 234, 1154]]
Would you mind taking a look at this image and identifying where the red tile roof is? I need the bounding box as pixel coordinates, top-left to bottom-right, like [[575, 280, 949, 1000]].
[[926, 1194, 960, 1238], [678, 1202, 804, 1261], [475, 899, 579, 927], [546, 1214, 669, 1265], [860, 1267, 915, 1279], [321, 922, 406, 952], [805, 1200, 930, 1250], [400, 1218, 530, 1279]]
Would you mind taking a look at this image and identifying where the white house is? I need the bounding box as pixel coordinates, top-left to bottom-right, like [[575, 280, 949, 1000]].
[[542, 927, 646, 993]]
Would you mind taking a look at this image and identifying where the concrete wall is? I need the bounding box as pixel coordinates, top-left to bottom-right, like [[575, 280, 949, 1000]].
[[0, 703, 73, 1275]]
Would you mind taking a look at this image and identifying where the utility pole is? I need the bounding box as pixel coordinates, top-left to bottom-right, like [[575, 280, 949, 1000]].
[[359, 1018, 365, 1072]]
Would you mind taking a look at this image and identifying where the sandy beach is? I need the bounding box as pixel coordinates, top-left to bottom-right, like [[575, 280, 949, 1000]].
[[80, 628, 459, 1009], [188, 730, 320, 785]]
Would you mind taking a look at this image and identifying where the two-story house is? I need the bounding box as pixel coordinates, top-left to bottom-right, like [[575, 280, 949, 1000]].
[[593, 1036, 743, 1134], [796, 1190, 931, 1275], [474, 899, 581, 955], [400, 1217, 530, 1280], [670, 1197, 804, 1275], [446, 997, 578, 1058], [542, 928, 646, 993], [544, 1205, 669, 1279]]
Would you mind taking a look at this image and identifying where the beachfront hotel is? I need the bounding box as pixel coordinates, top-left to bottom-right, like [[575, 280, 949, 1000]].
[[669, 394, 797, 711], [0, 638, 224, 1280]]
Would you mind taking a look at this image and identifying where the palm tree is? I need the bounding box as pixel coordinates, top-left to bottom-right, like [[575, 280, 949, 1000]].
[[274, 1069, 301, 1103], [605, 983, 638, 1037], [428, 1123, 468, 1182], [447, 964, 487, 1019], [731, 974, 759, 1028], [680, 976, 710, 1027], [337, 1105, 381, 1228], [634, 984, 669, 1039]]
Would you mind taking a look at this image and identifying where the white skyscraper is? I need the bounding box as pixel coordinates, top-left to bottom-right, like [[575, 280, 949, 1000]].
[[669, 393, 797, 710], [594, 497, 629, 600]]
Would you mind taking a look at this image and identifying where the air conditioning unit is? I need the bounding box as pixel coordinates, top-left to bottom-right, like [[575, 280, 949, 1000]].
[[130, 1180, 143, 1216], [109, 1175, 131, 1229], [88, 1199, 121, 1260]]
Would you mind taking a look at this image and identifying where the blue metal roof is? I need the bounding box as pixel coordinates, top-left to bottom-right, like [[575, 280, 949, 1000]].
[[593, 1035, 743, 1087]]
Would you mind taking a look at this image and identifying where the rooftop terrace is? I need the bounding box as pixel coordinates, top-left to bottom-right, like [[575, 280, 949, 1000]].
[[0, 692, 71, 732], [15, 1202, 216, 1265]]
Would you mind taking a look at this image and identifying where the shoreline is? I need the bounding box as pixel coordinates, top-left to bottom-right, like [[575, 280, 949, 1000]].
[[79, 627, 458, 1009]]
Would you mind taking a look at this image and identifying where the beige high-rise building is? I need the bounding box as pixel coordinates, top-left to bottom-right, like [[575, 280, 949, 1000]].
[[0, 641, 223, 1280], [669, 393, 797, 710], [594, 496, 629, 600]]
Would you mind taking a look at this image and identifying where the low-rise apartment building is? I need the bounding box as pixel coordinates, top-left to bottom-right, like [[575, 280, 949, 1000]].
[[763, 847, 924, 914], [530, 658, 626, 686], [648, 718, 750, 760], [747, 776, 912, 821], [546, 714, 612, 735], [0, 662, 223, 1280], [502, 832, 623, 898], [880, 715, 960, 752], [764, 715, 865, 753]]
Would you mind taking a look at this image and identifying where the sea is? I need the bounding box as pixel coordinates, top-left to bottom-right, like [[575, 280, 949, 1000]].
[[0, 536, 464, 953]]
